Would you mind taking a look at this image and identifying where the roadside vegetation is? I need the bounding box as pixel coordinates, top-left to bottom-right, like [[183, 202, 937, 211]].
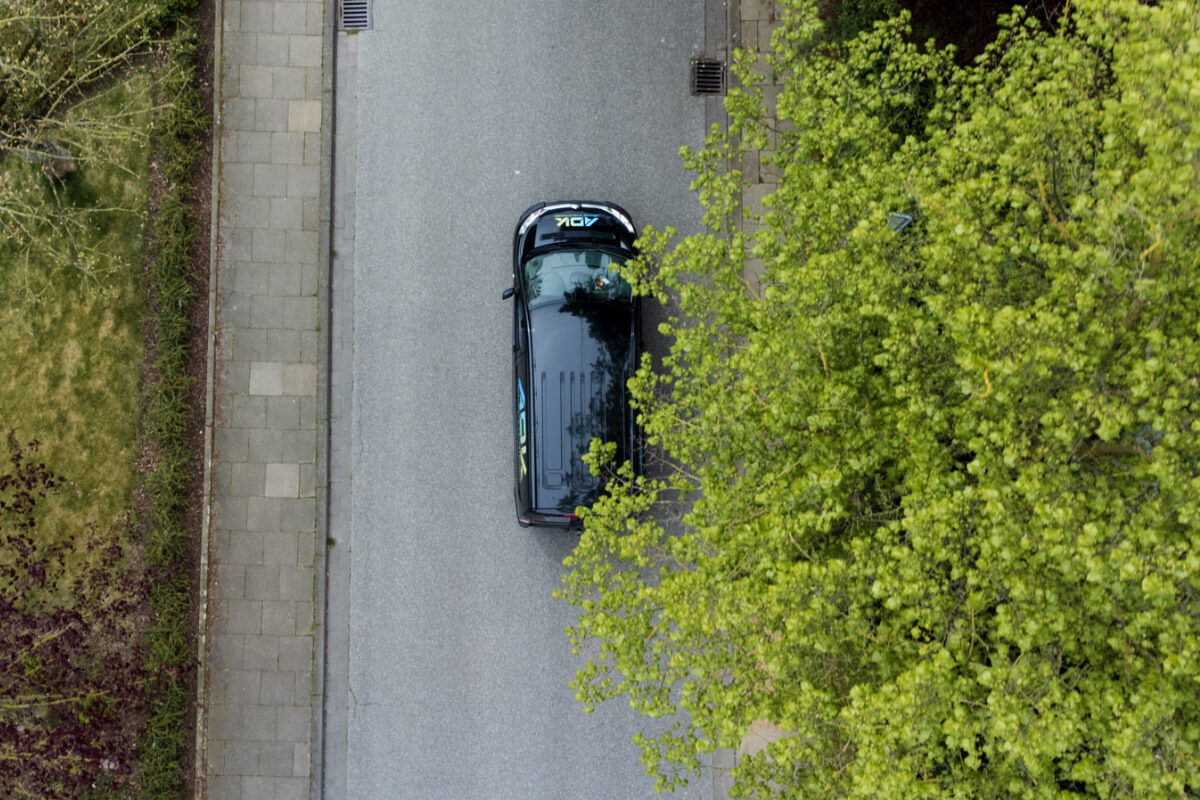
[[561, 0, 1200, 797], [1, 0, 207, 796]]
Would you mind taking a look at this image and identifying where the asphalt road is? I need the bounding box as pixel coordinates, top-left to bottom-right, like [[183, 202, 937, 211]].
[[344, 2, 710, 797]]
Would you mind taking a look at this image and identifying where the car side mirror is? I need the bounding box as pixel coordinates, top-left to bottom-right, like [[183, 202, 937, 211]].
[[502, 287, 515, 301]]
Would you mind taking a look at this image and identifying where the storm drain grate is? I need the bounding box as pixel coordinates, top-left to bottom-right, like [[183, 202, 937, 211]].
[[690, 58, 725, 96], [338, 0, 372, 30]]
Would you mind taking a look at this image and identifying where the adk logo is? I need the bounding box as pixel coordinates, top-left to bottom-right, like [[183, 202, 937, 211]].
[[555, 215, 599, 228], [517, 379, 528, 479]]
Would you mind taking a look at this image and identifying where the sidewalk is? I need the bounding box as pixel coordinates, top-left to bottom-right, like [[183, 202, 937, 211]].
[[196, 0, 332, 795]]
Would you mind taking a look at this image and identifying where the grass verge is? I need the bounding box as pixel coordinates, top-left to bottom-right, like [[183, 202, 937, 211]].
[[135, 19, 208, 799]]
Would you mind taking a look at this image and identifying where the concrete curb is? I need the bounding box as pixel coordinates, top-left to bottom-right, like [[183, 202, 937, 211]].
[[193, 0, 226, 790], [309, 0, 338, 794]]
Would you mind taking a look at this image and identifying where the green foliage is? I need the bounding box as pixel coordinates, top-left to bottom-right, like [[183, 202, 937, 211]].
[[560, 1, 1200, 797], [133, 20, 206, 800]]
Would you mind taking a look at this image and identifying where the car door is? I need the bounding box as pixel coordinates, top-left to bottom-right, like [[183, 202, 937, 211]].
[[512, 294, 533, 517]]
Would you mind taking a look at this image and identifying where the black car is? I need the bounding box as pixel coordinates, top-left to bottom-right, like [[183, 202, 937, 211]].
[[503, 202, 642, 528]]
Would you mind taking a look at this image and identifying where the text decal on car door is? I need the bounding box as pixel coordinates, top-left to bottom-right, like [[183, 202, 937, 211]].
[[555, 215, 598, 228], [518, 379, 528, 478]]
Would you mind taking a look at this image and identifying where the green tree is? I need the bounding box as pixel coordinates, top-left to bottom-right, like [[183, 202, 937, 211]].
[[559, 1, 1200, 797]]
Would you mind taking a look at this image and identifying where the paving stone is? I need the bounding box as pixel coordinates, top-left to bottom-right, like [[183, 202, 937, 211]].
[[256, 98, 291, 132], [266, 396, 301, 430], [241, 775, 275, 798], [213, 494, 249, 530], [251, 294, 287, 329], [271, 131, 305, 164], [278, 496, 317, 530], [742, 0, 777, 22], [287, 164, 320, 197], [206, 737, 227, 775], [248, 429, 286, 462], [268, 329, 305, 362], [260, 741, 297, 777], [300, 260, 321, 296], [209, 632, 246, 671], [263, 531, 301, 565], [243, 634, 280, 671], [234, 128, 274, 163], [278, 636, 313, 672], [207, 703, 244, 744], [272, 66, 309, 101], [302, 197, 320, 229], [223, 1, 243, 31], [283, 296, 319, 329], [278, 776, 309, 800], [241, 2, 273, 32], [297, 532, 316, 568], [227, 530, 266, 566], [279, 565, 313, 599], [298, 463, 317, 498], [289, 35, 322, 68], [293, 601, 314, 635], [256, 33, 292, 67], [266, 461, 301, 496], [273, 2, 308, 34], [240, 64, 274, 96], [217, 668, 262, 707], [226, 96, 257, 130], [262, 600, 297, 635], [305, 66, 323, 101], [230, 393, 268, 427], [281, 363, 317, 397], [280, 428, 316, 462], [246, 565, 281, 600], [244, 705, 279, 741], [285, 229, 319, 264], [233, 263, 272, 298], [276, 705, 309, 742], [230, 461, 267, 495], [299, 330, 320, 363], [248, 495, 287, 528], [293, 670, 312, 702], [253, 164, 289, 200], [259, 670, 296, 706], [288, 99, 322, 132], [214, 565, 248, 603], [270, 197, 304, 230], [305, 2, 323, 34], [250, 361, 285, 395], [222, 599, 264, 635]]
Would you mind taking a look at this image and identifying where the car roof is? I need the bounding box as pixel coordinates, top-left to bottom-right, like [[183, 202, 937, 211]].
[[527, 301, 634, 514]]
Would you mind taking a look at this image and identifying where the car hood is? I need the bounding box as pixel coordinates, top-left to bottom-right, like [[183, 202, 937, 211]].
[[528, 301, 634, 514]]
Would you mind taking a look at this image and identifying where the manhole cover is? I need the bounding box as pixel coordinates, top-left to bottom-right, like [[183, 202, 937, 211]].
[[339, 0, 372, 30], [690, 58, 725, 96]]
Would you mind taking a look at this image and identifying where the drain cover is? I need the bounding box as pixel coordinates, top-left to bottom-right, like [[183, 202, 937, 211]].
[[338, 0, 372, 30], [690, 58, 725, 96]]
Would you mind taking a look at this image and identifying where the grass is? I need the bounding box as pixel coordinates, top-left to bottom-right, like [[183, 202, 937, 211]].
[[0, 13, 205, 797], [0, 74, 151, 603], [0, 71, 154, 799]]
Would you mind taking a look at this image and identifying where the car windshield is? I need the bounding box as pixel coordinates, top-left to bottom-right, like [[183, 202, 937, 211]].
[[522, 250, 632, 309]]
